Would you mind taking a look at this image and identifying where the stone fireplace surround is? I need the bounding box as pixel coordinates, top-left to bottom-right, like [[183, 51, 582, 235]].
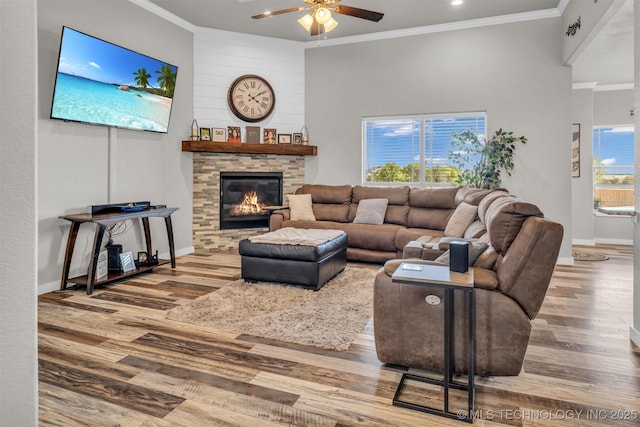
[[192, 152, 305, 250]]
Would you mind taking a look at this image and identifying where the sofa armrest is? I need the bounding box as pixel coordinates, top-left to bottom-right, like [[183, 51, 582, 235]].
[[268, 208, 290, 231]]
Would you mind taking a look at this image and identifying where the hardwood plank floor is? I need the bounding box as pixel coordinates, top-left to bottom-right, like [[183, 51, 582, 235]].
[[38, 246, 640, 426]]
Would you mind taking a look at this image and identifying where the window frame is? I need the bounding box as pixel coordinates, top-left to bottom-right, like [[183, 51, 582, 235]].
[[361, 111, 487, 186], [592, 124, 635, 215]]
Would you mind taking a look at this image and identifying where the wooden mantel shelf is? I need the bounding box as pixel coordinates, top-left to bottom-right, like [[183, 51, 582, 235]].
[[182, 140, 317, 156]]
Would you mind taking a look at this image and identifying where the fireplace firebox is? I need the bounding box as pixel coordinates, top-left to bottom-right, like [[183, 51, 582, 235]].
[[219, 172, 283, 230]]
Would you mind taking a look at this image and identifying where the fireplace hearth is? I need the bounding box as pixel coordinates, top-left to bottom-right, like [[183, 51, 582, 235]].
[[220, 172, 283, 230]]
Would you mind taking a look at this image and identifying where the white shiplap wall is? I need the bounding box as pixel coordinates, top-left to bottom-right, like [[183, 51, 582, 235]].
[[194, 28, 306, 141]]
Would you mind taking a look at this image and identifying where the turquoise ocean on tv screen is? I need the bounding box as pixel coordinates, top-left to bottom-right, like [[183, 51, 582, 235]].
[[51, 72, 171, 132]]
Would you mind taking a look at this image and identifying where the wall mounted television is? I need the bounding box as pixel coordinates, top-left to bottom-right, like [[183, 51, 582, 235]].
[[50, 26, 178, 133]]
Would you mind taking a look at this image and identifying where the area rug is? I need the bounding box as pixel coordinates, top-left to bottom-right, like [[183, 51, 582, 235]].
[[165, 266, 379, 351], [572, 250, 609, 261]]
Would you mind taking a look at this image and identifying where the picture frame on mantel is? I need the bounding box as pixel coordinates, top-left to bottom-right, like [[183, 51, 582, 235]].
[[211, 127, 226, 142], [278, 134, 292, 144]]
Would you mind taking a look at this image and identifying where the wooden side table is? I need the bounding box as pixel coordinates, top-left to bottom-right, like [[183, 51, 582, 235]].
[[391, 262, 475, 423], [59, 207, 178, 295]]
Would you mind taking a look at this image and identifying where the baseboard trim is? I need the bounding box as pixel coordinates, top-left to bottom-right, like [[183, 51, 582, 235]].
[[39, 246, 197, 296], [572, 239, 596, 246], [556, 256, 574, 266]]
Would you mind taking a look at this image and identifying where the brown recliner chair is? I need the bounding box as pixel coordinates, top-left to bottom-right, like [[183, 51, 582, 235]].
[[373, 195, 564, 376]]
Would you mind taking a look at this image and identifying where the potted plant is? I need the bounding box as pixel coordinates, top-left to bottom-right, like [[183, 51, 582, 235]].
[[448, 128, 527, 189]]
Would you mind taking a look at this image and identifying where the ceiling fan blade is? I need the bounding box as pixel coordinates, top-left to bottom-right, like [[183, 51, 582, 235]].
[[332, 5, 384, 22], [251, 7, 305, 19]]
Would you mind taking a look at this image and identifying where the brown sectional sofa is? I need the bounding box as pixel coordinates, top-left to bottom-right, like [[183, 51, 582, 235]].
[[270, 183, 564, 376], [269, 184, 492, 263]]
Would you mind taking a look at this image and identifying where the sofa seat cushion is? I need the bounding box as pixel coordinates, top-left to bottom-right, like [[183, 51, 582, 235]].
[[281, 221, 404, 253], [395, 228, 444, 252], [340, 223, 405, 252]]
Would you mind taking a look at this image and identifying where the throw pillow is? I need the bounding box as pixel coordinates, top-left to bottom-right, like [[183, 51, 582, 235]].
[[444, 202, 478, 238], [434, 240, 489, 266], [353, 198, 389, 225], [287, 194, 316, 221]]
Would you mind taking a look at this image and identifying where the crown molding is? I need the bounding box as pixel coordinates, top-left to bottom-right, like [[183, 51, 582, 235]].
[[128, 0, 197, 32], [572, 82, 635, 92], [593, 83, 634, 92], [304, 8, 562, 48]]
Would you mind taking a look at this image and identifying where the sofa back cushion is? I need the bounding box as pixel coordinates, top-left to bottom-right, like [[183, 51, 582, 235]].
[[484, 196, 543, 254], [406, 187, 458, 230], [296, 184, 352, 222], [349, 186, 410, 225]]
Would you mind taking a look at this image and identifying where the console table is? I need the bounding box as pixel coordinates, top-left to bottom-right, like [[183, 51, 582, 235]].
[[391, 263, 475, 423], [59, 207, 178, 295]]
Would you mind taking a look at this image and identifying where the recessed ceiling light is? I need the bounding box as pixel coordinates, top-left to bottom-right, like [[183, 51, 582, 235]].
[[451, 0, 463, 5]]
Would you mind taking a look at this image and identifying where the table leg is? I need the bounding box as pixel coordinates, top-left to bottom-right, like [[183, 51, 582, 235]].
[[444, 287, 453, 414], [468, 289, 475, 414], [86, 224, 106, 295], [164, 215, 176, 268], [141, 217, 152, 254], [60, 222, 81, 290]]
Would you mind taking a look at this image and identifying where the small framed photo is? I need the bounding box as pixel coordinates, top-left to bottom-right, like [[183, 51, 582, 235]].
[[228, 126, 241, 143], [263, 128, 277, 144], [292, 133, 303, 145], [278, 133, 292, 144], [137, 251, 148, 264], [211, 127, 226, 142], [199, 127, 211, 141], [119, 251, 136, 273]]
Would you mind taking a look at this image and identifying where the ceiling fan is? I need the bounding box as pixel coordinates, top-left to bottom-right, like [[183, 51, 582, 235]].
[[251, 0, 384, 36]]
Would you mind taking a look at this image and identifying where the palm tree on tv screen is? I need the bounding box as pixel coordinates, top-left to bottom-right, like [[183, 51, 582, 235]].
[[133, 68, 152, 89], [156, 64, 176, 98]]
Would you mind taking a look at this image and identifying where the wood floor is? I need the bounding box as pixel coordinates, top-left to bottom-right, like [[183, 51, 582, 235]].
[[38, 245, 639, 426]]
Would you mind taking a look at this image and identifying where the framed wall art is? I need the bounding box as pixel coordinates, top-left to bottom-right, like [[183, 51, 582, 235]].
[[572, 123, 580, 178]]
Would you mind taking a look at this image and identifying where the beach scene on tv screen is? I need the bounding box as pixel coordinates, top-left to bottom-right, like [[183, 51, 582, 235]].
[[51, 27, 178, 133]]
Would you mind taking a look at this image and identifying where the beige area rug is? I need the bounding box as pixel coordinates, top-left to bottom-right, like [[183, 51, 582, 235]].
[[166, 266, 379, 351], [572, 250, 609, 261]]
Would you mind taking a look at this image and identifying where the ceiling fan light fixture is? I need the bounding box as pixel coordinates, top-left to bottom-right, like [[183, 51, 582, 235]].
[[323, 17, 339, 32], [298, 13, 314, 31], [315, 7, 331, 25]]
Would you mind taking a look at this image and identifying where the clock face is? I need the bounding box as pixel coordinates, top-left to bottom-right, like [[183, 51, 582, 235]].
[[227, 75, 275, 122]]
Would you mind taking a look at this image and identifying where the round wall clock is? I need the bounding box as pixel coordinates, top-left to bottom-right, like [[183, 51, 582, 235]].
[[227, 74, 275, 122]]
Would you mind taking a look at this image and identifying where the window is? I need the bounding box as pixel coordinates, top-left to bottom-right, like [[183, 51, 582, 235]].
[[363, 112, 486, 185], [593, 126, 634, 211]]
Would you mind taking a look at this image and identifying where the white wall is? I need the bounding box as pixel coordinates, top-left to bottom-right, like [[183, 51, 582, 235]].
[[304, 18, 574, 262], [0, 0, 38, 425], [572, 88, 595, 243], [193, 28, 305, 143], [37, 0, 194, 293], [632, 0, 640, 348]]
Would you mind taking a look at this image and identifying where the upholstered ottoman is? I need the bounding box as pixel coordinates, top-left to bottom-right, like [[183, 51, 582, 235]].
[[238, 227, 347, 290]]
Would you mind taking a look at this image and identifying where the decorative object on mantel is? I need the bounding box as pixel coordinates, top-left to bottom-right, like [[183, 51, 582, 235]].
[[211, 127, 226, 142], [191, 119, 199, 141], [228, 126, 241, 143], [300, 124, 309, 145], [251, 0, 383, 38]]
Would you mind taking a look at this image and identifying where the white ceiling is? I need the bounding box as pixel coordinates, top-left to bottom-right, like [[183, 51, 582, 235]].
[[144, 0, 633, 86]]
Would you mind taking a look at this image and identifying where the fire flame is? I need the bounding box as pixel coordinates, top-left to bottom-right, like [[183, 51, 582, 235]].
[[233, 191, 266, 215]]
